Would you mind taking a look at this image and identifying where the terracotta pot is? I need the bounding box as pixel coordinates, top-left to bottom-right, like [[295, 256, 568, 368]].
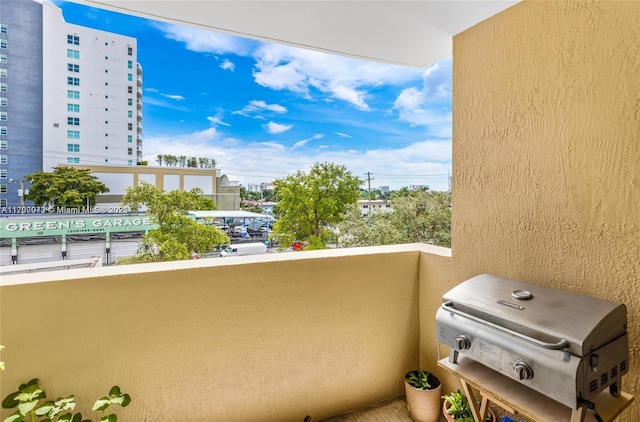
[[405, 381, 442, 422], [442, 398, 497, 422]]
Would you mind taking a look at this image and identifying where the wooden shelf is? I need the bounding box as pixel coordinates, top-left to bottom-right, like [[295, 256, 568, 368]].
[[438, 356, 633, 422]]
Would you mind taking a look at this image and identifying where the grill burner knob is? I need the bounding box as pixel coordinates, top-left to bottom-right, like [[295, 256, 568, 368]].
[[514, 361, 534, 380], [455, 335, 471, 350]]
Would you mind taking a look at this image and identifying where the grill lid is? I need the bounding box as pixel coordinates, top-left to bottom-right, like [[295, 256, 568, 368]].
[[442, 274, 627, 356]]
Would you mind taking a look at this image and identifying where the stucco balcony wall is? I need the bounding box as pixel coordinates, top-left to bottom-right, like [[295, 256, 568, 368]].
[[0, 244, 452, 422]]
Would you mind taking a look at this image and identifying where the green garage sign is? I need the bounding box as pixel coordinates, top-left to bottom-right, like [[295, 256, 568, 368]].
[[0, 216, 155, 238]]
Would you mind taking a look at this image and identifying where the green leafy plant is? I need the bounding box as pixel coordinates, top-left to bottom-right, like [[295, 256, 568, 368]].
[[405, 369, 440, 390], [442, 390, 493, 422], [2, 379, 131, 422]]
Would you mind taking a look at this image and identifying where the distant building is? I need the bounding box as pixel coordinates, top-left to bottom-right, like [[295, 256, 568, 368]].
[[379, 186, 390, 193], [248, 182, 275, 193], [1, 0, 142, 207], [358, 199, 392, 216], [70, 164, 241, 211], [408, 185, 427, 191]]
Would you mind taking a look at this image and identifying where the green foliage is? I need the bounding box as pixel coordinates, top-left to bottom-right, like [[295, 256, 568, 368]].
[[389, 190, 451, 247], [337, 205, 404, 247], [2, 379, 130, 422], [118, 182, 229, 264], [337, 190, 451, 248], [24, 167, 109, 210], [270, 162, 363, 249], [442, 390, 473, 421], [405, 369, 440, 391], [442, 390, 493, 422], [155, 154, 216, 168]]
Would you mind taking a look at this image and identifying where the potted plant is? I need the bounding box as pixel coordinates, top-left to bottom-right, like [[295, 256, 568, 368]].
[[442, 389, 496, 422], [404, 369, 442, 422]]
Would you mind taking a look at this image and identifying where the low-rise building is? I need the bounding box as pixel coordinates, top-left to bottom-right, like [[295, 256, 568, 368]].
[[70, 164, 241, 210]]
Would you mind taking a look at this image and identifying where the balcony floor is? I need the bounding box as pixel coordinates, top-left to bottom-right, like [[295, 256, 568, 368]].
[[320, 398, 414, 421]]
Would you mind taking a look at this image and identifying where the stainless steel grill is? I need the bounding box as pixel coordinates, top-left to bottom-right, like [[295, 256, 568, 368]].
[[435, 274, 629, 411]]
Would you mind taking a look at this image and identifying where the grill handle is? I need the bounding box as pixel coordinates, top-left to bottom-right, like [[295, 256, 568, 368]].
[[441, 301, 570, 351]]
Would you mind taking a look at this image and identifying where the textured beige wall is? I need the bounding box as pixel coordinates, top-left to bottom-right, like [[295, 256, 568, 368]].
[[0, 246, 426, 422], [451, 0, 640, 419]]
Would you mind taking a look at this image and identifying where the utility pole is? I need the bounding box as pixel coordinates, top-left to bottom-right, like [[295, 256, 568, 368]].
[[364, 172, 374, 225], [9, 179, 28, 213]]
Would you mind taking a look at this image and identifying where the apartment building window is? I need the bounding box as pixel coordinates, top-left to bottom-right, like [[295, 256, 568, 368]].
[[0, 199, 6, 207], [67, 130, 80, 139], [0, 69, 5, 78], [0, 54, 6, 63], [127, 60, 133, 69], [128, 135, 132, 143], [67, 104, 80, 112], [67, 90, 80, 99], [67, 34, 80, 45], [67, 143, 80, 153], [67, 157, 80, 164], [67, 117, 80, 126], [127, 98, 133, 106], [128, 110, 132, 118], [0, 169, 6, 179], [0, 155, 7, 164], [0, 112, 6, 121], [0, 97, 5, 107], [0, 184, 6, 193], [0, 39, 6, 49], [67, 77, 80, 86], [0, 24, 7, 34], [0, 83, 5, 92], [127, 47, 132, 56], [127, 73, 133, 82], [127, 148, 133, 155], [127, 86, 133, 94], [0, 126, 6, 135], [67, 49, 80, 59], [127, 123, 133, 130], [0, 140, 6, 149], [67, 63, 80, 72]]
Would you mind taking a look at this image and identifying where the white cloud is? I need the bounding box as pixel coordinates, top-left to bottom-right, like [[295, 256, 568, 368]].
[[156, 22, 255, 56], [239, 100, 287, 114], [292, 134, 323, 149], [220, 59, 235, 71], [161, 94, 186, 101], [252, 43, 423, 110], [143, 130, 451, 191], [266, 121, 292, 134], [334, 132, 352, 138], [207, 116, 231, 127], [393, 56, 452, 138]]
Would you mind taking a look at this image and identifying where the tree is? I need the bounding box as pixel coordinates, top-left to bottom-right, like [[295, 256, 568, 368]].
[[389, 190, 451, 247], [270, 162, 363, 250], [337, 205, 403, 247], [118, 182, 228, 264], [337, 190, 451, 248], [25, 166, 109, 210]]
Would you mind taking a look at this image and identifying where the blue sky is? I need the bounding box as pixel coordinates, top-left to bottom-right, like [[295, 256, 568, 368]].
[[54, 1, 452, 191]]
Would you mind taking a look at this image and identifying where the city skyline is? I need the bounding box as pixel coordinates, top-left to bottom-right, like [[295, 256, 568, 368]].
[[53, 0, 453, 191]]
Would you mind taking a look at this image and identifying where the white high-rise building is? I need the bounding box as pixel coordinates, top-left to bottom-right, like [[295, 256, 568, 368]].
[[0, 0, 142, 207], [42, 1, 142, 169]]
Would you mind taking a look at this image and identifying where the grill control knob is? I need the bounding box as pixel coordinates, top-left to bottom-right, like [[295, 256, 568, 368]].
[[455, 335, 471, 350], [514, 361, 533, 381]]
